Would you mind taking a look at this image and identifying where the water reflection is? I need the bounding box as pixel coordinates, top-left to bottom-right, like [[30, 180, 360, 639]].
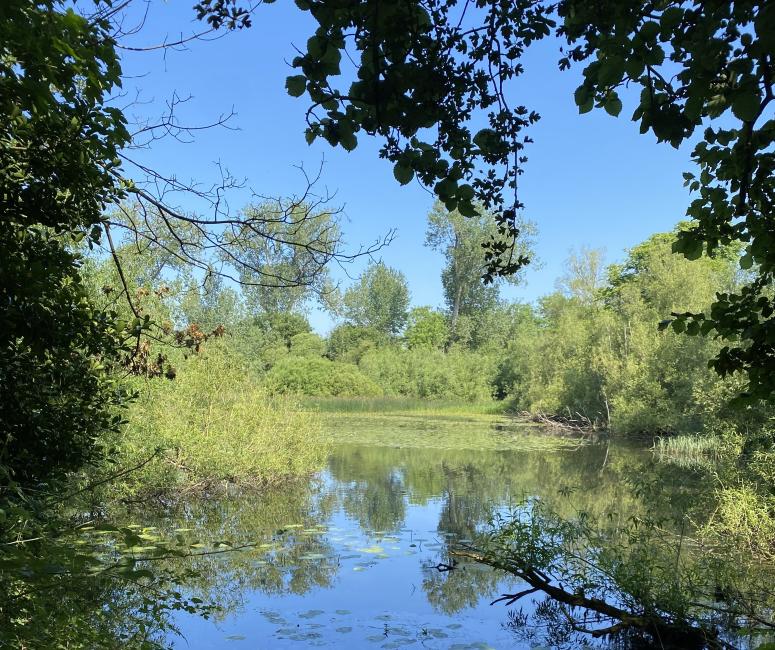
[[161, 434, 651, 648]]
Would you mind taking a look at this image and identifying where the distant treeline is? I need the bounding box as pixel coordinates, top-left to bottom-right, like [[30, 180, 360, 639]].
[[121, 224, 763, 441]]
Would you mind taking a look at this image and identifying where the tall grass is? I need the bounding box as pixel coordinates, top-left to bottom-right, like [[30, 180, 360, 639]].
[[653, 434, 724, 469], [118, 343, 327, 493]]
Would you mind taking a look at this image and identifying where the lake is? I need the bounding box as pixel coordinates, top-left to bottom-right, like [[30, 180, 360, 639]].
[[163, 414, 654, 649]]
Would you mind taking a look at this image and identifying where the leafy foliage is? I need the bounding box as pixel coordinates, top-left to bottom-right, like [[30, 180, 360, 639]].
[[266, 356, 382, 397], [0, 1, 133, 486], [325, 323, 389, 363], [271, 0, 775, 401], [404, 307, 450, 350], [119, 343, 326, 490], [342, 262, 410, 335], [425, 202, 535, 337]]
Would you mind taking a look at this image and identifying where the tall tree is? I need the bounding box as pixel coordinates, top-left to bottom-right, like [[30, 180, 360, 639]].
[[425, 202, 535, 337], [342, 262, 410, 335], [231, 201, 342, 315], [556, 247, 607, 305]]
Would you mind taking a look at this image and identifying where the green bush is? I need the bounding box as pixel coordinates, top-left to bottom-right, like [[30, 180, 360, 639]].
[[325, 323, 388, 363], [266, 356, 382, 397], [289, 332, 326, 357], [358, 347, 495, 402], [118, 343, 327, 490]]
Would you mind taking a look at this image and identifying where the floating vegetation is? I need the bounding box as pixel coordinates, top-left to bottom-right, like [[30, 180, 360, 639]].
[[302, 396, 506, 416], [318, 413, 585, 452]]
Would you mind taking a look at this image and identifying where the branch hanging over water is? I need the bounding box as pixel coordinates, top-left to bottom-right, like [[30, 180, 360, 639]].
[[450, 547, 723, 649]]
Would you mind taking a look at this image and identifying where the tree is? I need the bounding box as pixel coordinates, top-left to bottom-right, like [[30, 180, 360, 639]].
[[231, 201, 342, 315], [556, 247, 607, 305], [425, 202, 535, 337], [325, 323, 388, 363], [0, 0, 390, 486], [0, 0, 133, 485], [342, 263, 411, 335], [405, 307, 449, 350], [273, 0, 775, 402]]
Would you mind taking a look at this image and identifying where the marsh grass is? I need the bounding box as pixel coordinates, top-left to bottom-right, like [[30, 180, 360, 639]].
[[653, 434, 724, 469], [700, 486, 775, 561], [118, 343, 328, 493]]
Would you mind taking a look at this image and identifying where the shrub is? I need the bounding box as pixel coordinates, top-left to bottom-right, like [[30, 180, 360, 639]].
[[358, 347, 495, 402], [119, 343, 326, 490], [265, 356, 382, 397], [289, 332, 326, 357]]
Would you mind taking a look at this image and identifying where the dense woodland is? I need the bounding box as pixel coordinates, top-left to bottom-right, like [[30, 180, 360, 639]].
[[2, 0, 774, 648]]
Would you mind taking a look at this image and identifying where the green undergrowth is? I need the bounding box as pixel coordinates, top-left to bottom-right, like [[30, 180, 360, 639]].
[[110, 344, 328, 496]]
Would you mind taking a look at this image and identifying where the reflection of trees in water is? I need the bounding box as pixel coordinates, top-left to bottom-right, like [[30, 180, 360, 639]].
[[329, 442, 648, 537], [341, 470, 407, 532], [328, 442, 653, 617], [138, 481, 339, 617], [422, 558, 510, 615], [9, 440, 712, 647]]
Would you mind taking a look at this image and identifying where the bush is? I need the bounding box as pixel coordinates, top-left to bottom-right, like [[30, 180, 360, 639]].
[[325, 324, 388, 363], [358, 347, 495, 402], [289, 332, 326, 357], [265, 356, 382, 397], [118, 343, 326, 490]]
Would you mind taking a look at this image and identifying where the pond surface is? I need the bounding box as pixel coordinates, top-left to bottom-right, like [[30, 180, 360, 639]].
[[166, 415, 646, 649]]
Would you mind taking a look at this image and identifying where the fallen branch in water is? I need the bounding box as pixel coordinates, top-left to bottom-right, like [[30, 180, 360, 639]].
[[523, 410, 602, 434], [450, 547, 723, 649]]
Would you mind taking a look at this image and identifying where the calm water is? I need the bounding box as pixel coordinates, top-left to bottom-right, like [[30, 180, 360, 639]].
[[166, 416, 646, 649]]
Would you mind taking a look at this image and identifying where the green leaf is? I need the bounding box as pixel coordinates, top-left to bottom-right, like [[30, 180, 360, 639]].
[[732, 91, 760, 122], [574, 85, 591, 107], [393, 162, 414, 185], [578, 98, 593, 114], [598, 57, 625, 86], [472, 128, 498, 152], [457, 200, 478, 217], [604, 94, 623, 117], [457, 184, 475, 201], [285, 75, 307, 97], [740, 253, 753, 270]]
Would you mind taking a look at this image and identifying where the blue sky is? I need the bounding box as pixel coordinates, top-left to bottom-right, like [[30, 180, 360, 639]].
[[118, 2, 695, 332]]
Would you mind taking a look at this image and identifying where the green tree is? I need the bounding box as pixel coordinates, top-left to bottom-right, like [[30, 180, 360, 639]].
[[556, 246, 606, 305], [342, 262, 410, 335], [0, 0, 132, 486], [425, 202, 535, 338], [404, 307, 449, 350], [233, 202, 342, 315], [325, 323, 388, 363], [277, 0, 775, 401]]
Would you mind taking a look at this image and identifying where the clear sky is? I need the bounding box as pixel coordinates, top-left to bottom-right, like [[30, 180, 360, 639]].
[[118, 1, 696, 332]]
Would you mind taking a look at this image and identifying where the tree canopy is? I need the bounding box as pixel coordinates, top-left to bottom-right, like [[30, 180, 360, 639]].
[[271, 0, 775, 402], [342, 262, 411, 335], [425, 202, 535, 336]]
